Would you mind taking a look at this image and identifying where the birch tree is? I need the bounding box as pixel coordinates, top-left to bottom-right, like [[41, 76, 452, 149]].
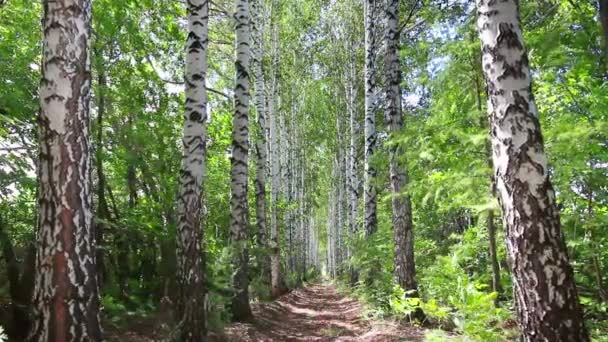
[[476, 1, 589, 340], [230, 0, 253, 320], [363, 0, 378, 236], [29, 0, 102, 340], [251, 0, 270, 287], [384, 0, 417, 293], [175, 0, 209, 339], [346, 53, 359, 283], [268, 24, 286, 299]]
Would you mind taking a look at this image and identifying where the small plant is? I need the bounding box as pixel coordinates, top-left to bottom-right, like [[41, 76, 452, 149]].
[[389, 285, 422, 320], [0, 325, 7, 342]]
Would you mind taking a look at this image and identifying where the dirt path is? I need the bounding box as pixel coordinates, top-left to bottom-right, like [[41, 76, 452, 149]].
[[220, 283, 424, 341]]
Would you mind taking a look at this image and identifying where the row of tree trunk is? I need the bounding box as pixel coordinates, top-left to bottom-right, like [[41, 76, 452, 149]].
[[22, 0, 605, 341], [325, 0, 591, 341]]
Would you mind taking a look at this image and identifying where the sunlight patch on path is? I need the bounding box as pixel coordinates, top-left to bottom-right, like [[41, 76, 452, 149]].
[[219, 283, 425, 341]]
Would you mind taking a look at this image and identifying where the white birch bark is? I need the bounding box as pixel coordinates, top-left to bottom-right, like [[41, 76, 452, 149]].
[[385, 0, 417, 293], [251, 0, 270, 286], [477, 1, 588, 340], [230, 0, 253, 321], [268, 25, 285, 298], [175, 0, 209, 338], [346, 54, 359, 252], [363, 0, 378, 236], [30, 1, 101, 340]]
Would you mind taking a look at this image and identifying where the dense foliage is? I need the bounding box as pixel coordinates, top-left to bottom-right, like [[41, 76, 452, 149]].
[[0, 0, 606, 341]]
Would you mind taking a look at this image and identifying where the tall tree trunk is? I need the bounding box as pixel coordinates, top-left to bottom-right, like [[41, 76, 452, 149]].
[[474, 46, 503, 304], [116, 116, 138, 301], [327, 163, 335, 278], [285, 115, 294, 275], [268, 25, 286, 299], [335, 113, 344, 275], [331, 157, 343, 275], [30, 0, 101, 340], [476, 1, 589, 340], [230, 0, 253, 321], [346, 55, 359, 284], [175, 0, 209, 339], [385, 0, 417, 293], [252, 0, 271, 290], [363, 0, 378, 236]]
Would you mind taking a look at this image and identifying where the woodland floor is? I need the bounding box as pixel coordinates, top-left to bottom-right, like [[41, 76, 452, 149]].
[[219, 283, 425, 341], [105, 283, 426, 341]]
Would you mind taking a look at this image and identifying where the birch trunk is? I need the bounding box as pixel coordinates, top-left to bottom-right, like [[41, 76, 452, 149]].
[[385, 0, 417, 293], [175, 0, 209, 338], [268, 26, 286, 299], [230, 0, 253, 321], [346, 56, 359, 284], [476, 1, 588, 340], [363, 0, 378, 236], [30, 0, 101, 340], [251, 0, 270, 288]]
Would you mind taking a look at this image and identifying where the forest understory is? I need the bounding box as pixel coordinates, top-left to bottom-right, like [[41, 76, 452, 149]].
[[106, 283, 426, 342], [1, 0, 607, 341]]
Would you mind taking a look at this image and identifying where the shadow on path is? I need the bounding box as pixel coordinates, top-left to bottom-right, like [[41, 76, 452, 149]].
[[221, 283, 424, 341]]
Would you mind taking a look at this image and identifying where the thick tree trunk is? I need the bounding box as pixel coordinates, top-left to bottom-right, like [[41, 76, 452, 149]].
[[363, 0, 378, 236], [175, 0, 209, 339], [385, 0, 417, 293], [230, 0, 253, 321], [476, 1, 589, 340], [29, 0, 102, 340], [252, 0, 271, 290]]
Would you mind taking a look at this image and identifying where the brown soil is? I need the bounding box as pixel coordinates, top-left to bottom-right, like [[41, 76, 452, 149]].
[[219, 283, 425, 342], [103, 283, 425, 341]]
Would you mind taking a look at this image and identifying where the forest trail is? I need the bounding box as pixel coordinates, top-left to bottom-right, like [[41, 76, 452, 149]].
[[220, 283, 425, 341]]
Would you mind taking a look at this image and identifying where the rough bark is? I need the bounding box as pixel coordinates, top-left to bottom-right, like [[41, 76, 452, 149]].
[[29, 0, 102, 340], [175, 0, 209, 339], [363, 0, 378, 236], [384, 0, 417, 293], [230, 0, 253, 321], [476, 1, 589, 340]]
